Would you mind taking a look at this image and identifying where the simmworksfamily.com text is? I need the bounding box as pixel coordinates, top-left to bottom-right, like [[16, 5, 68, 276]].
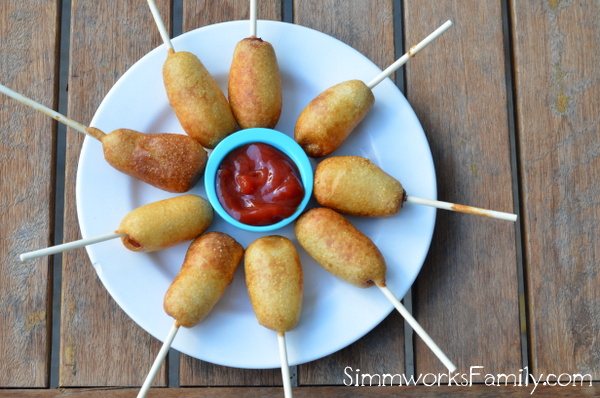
[[343, 366, 593, 394]]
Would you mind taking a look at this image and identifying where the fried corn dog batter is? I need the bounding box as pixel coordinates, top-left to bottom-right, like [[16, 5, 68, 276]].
[[164, 232, 244, 328], [116, 194, 213, 252], [294, 207, 386, 288], [245, 236, 303, 333], [314, 156, 406, 217]]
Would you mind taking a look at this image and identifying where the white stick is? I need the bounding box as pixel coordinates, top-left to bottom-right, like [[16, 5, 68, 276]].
[[366, 20, 453, 89], [137, 322, 180, 398], [378, 284, 457, 373], [0, 83, 90, 136], [19, 232, 125, 262], [405, 195, 517, 222], [249, 0, 258, 37], [147, 0, 174, 52], [277, 332, 293, 398]]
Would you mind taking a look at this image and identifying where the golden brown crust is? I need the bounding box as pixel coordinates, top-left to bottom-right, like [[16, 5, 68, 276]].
[[294, 80, 374, 158], [101, 129, 207, 193], [163, 51, 236, 149], [116, 194, 213, 252], [228, 37, 282, 129], [244, 236, 303, 333], [164, 232, 244, 328], [314, 156, 405, 217], [294, 208, 386, 288]]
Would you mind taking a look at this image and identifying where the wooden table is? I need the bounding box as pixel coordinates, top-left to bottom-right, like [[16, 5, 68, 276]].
[[1, 1, 598, 396]]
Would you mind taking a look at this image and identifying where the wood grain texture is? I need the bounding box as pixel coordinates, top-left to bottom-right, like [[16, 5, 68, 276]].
[[294, 0, 395, 73], [293, 0, 404, 385], [59, 0, 171, 387], [0, 0, 59, 387], [510, 0, 600, 379], [1, 384, 599, 397], [183, 0, 283, 31], [403, 0, 521, 378], [178, 0, 283, 386]]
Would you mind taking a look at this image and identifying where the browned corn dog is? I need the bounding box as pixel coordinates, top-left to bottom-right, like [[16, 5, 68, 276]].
[[244, 236, 303, 333], [294, 80, 374, 158], [228, 37, 282, 129], [294, 207, 386, 288], [116, 194, 213, 252], [314, 155, 517, 221], [164, 232, 244, 328], [163, 50, 237, 149], [86, 127, 207, 193], [313, 156, 405, 217]]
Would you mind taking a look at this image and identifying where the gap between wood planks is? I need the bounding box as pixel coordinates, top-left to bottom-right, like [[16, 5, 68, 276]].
[[501, 0, 529, 374]]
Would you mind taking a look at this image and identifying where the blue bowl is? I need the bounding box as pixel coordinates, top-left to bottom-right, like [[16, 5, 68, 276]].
[[204, 128, 314, 232]]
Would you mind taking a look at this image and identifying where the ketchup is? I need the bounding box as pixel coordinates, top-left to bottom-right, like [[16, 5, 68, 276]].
[[216, 143, 305, 226]]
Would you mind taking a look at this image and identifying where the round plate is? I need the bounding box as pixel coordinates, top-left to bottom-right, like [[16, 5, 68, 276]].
[[76, 20, 436, 369]]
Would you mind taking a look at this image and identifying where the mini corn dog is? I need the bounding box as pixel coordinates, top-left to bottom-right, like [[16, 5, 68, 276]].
[[314, 156, 517, 221], [245, 235, 302, 398], [86, 127, 207, 193], [294, 207, 456, 372], [295, 21, 452, 158], [164, 232, 244, 327], [137, 232, 243, 398], [294, 80, 373, 158], [117, 194, 214, 253], [228, 37, 282, 129], [294, 207, 385, 288], [147, 0, 236, 149], [163, 51, 237, 148], [245, 236, 303, 333], [19, 195, 213, 261], [228, 0, 282, 129], [0, 84, 207, 193]]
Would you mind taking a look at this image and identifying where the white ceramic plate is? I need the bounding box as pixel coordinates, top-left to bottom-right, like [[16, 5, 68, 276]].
[[76, 20, 437, 369]]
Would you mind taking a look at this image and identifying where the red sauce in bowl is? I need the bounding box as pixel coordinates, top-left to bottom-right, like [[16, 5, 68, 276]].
[[216, 143, 305, 226]]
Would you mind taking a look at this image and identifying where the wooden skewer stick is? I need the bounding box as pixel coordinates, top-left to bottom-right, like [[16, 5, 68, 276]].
[[378, 284, 457, 373], [277, 332, 293, 398], [249, 0, 258, 37], [405, 195, 517, 222], [0, 83, 92, 137], [137, 322, 180, 398], [19, 232, 126, 262], [366, 20, 453, 90], [147, 0, 174, 52]]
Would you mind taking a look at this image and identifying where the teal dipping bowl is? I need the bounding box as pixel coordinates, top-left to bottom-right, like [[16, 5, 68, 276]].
[[204, 128, 314, 232]]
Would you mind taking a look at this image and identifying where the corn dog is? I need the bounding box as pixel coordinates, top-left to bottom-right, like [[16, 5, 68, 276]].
[[313, 156, 404, 217], [244, 236, 303, 333], [314, 156, 517, 221], [163, 50, 237, 149], [86, 127, 207, 193], [0, 83, 207, 193], [228, 37, 282, 129], [294, 207, 386, 288], [294, 80, 374, 158], [294, 22, 453, 158], [137, 231, 243, 397], [19, 194, 214, 261], [117, 194, 213, 252], [164, 232, 244, 327]]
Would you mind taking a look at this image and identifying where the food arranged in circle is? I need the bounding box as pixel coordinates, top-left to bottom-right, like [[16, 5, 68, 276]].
[[2, 4, 518, 387]]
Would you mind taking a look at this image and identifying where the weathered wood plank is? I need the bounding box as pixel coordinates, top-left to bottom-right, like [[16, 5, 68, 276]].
[[178, 0, 283, 386], [510, 0, 600, 379], [59, 0, 171, 387], [1, 384, 599, 397], [0, 0, 60, 387], [293, 0, 403, 385], [403, 0, 521, 378]]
